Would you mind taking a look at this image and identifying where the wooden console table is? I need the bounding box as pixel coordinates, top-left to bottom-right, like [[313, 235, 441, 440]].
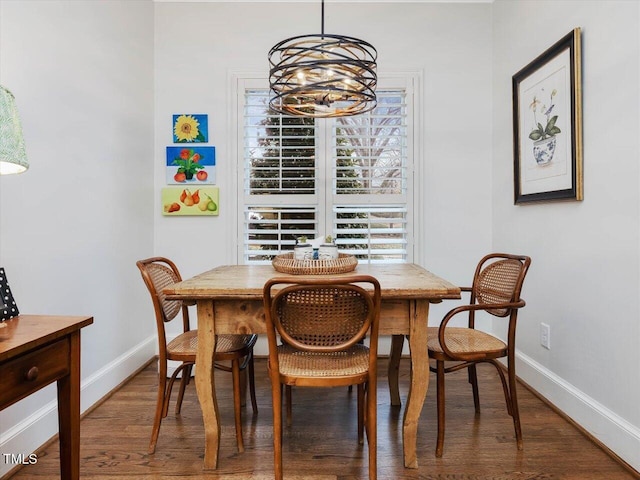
[[0, 315, 93, 480]]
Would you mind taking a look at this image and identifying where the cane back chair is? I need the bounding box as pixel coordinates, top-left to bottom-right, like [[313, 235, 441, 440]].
[[263, 275, 381, 480], [427, 253, 531, 457], [136, 257, 258, 454]]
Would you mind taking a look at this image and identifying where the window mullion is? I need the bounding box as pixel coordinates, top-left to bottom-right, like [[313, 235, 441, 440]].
[[318, 118, 331, 239]]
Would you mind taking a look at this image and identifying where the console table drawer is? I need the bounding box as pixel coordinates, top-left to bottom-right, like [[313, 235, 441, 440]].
[[0, 338, 70, 409]]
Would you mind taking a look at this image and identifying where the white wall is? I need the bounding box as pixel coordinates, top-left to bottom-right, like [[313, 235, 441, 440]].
[[153, 1, 494, 333], [492, 0, 640, 471], [0, 1, 155, 476]]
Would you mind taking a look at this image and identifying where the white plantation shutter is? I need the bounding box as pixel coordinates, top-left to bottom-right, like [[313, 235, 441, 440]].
[[238, 77, 414, 264], [244, 206, 317, 262], [244, 89, 317, 196], [331, 90, 409, 263]]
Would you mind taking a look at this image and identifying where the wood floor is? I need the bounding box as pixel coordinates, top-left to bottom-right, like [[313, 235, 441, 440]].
[[6, 357, 638, 480]]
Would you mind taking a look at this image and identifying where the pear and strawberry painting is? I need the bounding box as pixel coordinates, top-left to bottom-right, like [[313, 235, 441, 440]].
[[161, 186, 219, 216]]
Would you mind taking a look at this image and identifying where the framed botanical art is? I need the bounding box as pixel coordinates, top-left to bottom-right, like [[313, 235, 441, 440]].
[[513, 28, 583, 204]]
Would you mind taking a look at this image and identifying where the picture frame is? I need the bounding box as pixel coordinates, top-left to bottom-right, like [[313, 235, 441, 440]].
[[512, 28, 582, 204]]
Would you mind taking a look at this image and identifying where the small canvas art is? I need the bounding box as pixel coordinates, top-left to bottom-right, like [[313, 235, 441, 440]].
[[173, 114, 208, 143], [166, 146, 216, 184], [162, 186, 219, 216]]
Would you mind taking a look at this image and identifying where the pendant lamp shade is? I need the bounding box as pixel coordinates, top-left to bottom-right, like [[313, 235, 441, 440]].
[[268, 1, 377, 118], [0, 85, 29, 175]]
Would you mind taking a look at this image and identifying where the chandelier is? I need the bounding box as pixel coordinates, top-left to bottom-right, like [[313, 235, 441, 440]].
[[268, 0, 377, 118]]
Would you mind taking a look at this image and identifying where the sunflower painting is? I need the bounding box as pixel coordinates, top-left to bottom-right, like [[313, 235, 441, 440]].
[[173, 114, 208, 143]]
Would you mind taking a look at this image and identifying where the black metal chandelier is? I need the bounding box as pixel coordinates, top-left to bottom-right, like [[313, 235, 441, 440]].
[[268, 0, 377, 118]]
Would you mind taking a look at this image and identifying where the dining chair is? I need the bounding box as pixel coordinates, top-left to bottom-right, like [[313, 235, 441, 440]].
[[263, 275, 381, 480], [136, 257, 258, 454], [427, 253, 531, 457]]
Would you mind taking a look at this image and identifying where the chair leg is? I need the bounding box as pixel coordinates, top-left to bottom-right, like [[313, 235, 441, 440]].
[[468, 363, 480, 414], [387, 334, 404, 406], [248, 353, 258, 414], [175, 363, 192, 414], [488, 359, 522, 450], [435, 360, 446, 458], [149, 360, 168, 454], [357, 383, 365, 444], [507, 359, 523, 450], [272, 379, 284, 480], [490, 360, 513, 416], [240, 367, 248, 407], [366, 378, 377, 480], [285, 385, 292, 426], [231, 358, 245, 453]]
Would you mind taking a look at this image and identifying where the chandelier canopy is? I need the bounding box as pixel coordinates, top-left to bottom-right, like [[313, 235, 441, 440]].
[[268, 1, 377, 118]]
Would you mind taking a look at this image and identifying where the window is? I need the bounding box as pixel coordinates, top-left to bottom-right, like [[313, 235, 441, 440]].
[[237, 76, 416, 265]]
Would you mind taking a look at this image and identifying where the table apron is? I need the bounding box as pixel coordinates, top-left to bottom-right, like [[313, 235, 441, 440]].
[[204, 298, 413, 336]]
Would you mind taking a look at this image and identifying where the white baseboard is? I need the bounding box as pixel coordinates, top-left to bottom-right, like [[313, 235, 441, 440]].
[[515, 351, 640, 472], [0, 335, 156, 478]]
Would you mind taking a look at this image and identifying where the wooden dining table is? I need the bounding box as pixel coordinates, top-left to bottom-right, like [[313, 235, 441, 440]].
[[164, 263, 460, 470]]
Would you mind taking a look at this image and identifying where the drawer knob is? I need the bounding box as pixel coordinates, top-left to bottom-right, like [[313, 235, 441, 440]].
[[25, 366, 39, 381]]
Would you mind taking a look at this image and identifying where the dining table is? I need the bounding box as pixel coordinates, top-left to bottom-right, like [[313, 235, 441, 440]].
[[164, 262, 460, 470]]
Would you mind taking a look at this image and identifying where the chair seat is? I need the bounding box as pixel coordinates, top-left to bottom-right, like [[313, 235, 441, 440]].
[[167, 330, 257, 360], [277, 343, 370, 378], [217, 334, 258, 353], [427, 327, 507, 358], [167, 330, 197, 361]]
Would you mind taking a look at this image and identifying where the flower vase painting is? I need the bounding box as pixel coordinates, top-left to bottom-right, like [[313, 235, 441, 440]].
[[528, 89, 561, 166], [173, 114, 208, 143], [166, 146, 215, 184], [513, 28, 582, 204]]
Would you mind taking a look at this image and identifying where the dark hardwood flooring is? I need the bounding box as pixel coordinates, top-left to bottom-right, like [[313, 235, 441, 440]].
[[6, 358, 638, 480]]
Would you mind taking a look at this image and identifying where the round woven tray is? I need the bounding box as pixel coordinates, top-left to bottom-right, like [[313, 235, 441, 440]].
[[272, 253, 358, 275]]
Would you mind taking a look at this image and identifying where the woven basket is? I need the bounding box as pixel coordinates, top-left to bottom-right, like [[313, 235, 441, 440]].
[[272, 253, 358, 275]]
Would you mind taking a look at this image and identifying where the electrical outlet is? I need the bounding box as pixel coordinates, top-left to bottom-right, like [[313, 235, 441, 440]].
[[540, 323, 551, 349]]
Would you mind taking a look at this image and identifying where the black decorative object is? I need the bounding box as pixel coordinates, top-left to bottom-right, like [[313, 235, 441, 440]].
[[0, 267, 19, 321], [268, 0, 377, 118]]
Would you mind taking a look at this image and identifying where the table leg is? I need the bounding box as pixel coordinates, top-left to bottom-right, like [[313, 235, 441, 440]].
[[57, 330, 80, 480], [388, 334, 404, 406], [196, 300, 220, 470], [403, 299, 430, 469]]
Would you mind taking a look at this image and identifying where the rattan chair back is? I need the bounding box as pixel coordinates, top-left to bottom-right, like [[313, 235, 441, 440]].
[[139, 259, 184, 323], [471, 254, 531, 319], [272, 283, 374, 353]]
